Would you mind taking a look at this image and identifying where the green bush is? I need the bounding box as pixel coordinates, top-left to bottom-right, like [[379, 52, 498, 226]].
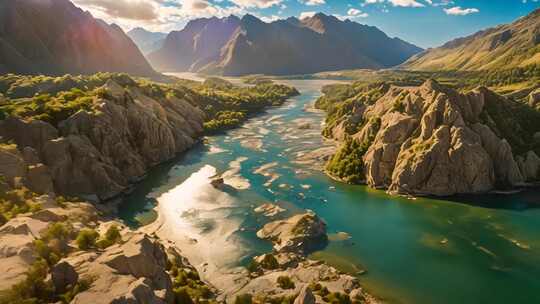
[[0, 259, 54, 304], [276, 276, 295, 290], [234, 294, 253, 304], [174, 287, 194, 304], [259, 254, 279, 270], [323, 292, 352, 304], [76, 229, 99, 250], [326, 136, 371, 184]]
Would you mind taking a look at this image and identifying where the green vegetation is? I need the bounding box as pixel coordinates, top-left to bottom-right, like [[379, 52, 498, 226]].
[[246, 254, 280, 274], [75, 229, 100, 250], [315, 82, 389, 138], [188, 78, 299, 134], [326, 136, 372, 184], [276, 275, 295, 289], [204, 111, 246, 133], [234, 294, 253, 304], [478, 89, 540, 156], [0, 186, 41, 225], [168, 256, 215, 304], [0, 219, 96, 304]]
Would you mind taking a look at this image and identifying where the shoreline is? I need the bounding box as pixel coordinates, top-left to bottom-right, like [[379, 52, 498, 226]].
[[141, 165, 381, 303]]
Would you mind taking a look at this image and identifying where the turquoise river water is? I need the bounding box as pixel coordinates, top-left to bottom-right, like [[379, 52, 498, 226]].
[[119, 77, 540, 304]]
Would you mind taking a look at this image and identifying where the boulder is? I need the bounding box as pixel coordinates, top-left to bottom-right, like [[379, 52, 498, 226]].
[[26, 163, 54, 194], [51, 261, 79, 293], [257, 211, 327, 254], [517, 151, 540, 181], [294, 285, 315, 304], [0, 145, 26, 186]]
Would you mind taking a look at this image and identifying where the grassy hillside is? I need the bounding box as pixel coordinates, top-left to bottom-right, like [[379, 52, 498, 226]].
[[403, 9, 540, 71]]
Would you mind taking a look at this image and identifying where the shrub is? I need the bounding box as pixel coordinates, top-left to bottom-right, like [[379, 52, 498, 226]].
[[0, 259, 55, 303], [277, 276, 295, 289], [326, 136, 371, 184], [234, 294, 253, 304], [323, 292, 352, 304], [76, 229, 99, 250], [259, 254, 279, 270], [96, 225, 122, 249], [174, 287, 194, 304]]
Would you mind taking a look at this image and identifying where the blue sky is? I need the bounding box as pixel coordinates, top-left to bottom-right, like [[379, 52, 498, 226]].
[[73, 0, 540, 48]]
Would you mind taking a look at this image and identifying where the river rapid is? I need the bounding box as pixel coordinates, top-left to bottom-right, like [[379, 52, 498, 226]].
[[120, 75, 540, 304]]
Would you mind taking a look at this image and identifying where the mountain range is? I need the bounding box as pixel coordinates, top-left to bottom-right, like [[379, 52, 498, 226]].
[[148, 13, 423, 76], [127, 27, 167, 55], [404, 8, 540, 71], [0, 0, 155, 76]]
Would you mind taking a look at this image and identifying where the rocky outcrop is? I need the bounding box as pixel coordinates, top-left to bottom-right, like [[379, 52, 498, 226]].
[[0, 79, 204, 201], [294, 285, 315, 304], [51, 261, 79, 293], [257, 211, 327, 254], [71, 233, 175, 304], [517, 151, 540, 182], [326, 79, 540, 196]]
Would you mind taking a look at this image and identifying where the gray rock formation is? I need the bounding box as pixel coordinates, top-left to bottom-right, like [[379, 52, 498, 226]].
[[0, 79, 204, 201], [257, 211, 327, 254], [328, 79, 538, 196], [51, 261, 79, 293], [72, 233, 175, 304], [294, 285, 315, 304]]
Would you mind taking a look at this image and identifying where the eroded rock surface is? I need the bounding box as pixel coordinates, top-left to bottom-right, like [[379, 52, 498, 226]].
[[0, 79, 204, 201], [324, 79, 540, 196], [257, 211, 327, 254]]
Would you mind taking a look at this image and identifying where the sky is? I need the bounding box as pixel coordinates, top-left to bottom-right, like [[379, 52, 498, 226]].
[[72, 0, 540, 48]]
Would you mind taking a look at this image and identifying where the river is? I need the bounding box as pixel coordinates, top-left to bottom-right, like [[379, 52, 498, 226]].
[[119, 76, 540, 304]]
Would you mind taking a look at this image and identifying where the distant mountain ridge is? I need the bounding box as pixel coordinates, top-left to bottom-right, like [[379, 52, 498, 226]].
[[403, 8, 540, 71], [148, 13, 423, 76], [0, 0, 156, 76], [127, 27, 167, 55]]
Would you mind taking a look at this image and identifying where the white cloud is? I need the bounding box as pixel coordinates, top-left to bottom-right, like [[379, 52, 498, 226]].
[[299, 11, 317, 19], [73, 0, 245, 32], [347, 8, 369, 17], [362, 0, 384, 5], [362, 0, 424, 8], [228, 0, 284, 8], [388, 0, 424, 7], [72, 0, 159, 20], [444, 6, 479, 15], [301, 0, 326, 6], [425, 0, 453, 6]]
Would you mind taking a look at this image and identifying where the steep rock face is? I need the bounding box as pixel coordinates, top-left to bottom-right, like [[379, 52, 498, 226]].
[[71, 233, 175, 304], [0, 0, 155, 76], [148, 13, 422, 76], [403, 8, 540, 71], [329, 80, 539, 196], [0, 80, 204, 201], [127, 27, 167, 55], [149, 16, 241, 72]]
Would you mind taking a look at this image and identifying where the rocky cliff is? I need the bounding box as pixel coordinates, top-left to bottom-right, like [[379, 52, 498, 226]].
[[0, 76, 204, 201], [148, 13, 422, 76], [0, 0, 156, 76], [321, 80, 540, 196], [0, 185, 216, 303]]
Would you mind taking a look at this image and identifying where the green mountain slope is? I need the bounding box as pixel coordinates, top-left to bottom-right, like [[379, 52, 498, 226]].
[[404, 8, 540, 71]]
